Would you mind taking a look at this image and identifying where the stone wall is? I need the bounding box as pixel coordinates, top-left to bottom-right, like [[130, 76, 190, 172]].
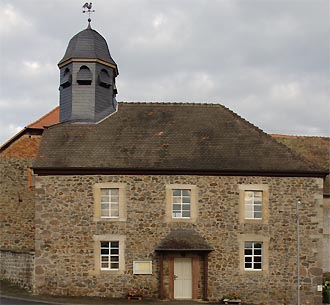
[[0, 249, 34, 289], [34, 174, 323, 304], [0, 157, 35, 251]]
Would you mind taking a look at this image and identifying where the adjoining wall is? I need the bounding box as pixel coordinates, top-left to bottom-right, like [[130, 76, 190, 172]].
[[0, 249, 34, 289], [34, 174, 324, 305], [0, 157, 35, 251]]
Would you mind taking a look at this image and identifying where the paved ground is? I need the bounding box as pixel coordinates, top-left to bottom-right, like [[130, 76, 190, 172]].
[[0, 280, 216, 305]]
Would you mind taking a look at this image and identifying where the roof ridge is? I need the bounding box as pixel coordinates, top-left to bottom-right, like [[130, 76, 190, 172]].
[[119, 101, 226, 106], [271, 133, 330, 140], [27, 106, 59, 128]]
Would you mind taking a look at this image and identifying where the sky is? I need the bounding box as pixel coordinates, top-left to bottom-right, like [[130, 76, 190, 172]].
[[0, 0, 329, 145]]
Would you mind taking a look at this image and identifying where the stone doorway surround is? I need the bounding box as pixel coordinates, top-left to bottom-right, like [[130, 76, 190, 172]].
[[155, 229, 213, 301]]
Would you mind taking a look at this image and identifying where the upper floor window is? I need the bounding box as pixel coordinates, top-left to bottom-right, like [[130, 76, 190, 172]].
[[244, 191, 263, 219], [100, 188, 119, 218], [94, 183, 126, 222], [172, 189, 191, 218], [165, 184, 198, 222], [239, 184, 269, 224]]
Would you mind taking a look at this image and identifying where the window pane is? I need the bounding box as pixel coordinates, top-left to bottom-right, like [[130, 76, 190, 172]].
[[173, 190, 181, 196], [101, 256, 108, 262], [111, 241, 119, 248], [245, 242, 252, 248], [111, 209, 119, 217], [101, 249, 109, 254], [182, 190, 191, 196], [182, 196, 191, 203], [111, 249, 119, 255], [101, 209, 109, 217], [254, 243, 262, 248], [111, 188, 119, 196], [101, 189, 110, 196], [101, 196, 109, 203], [182, 211, 191, 218], [111, 263, 119, 269], [173, 197, 182, 203], [101, 262, 109, 268], [173, 204, 181, 211], [254, 256, 262, 262], [245, 191, 253, 203], [245, 257, 252, 262], [245, 262, 252, 269], [254, 263, 262, 270], [101, 241, 109, 248], [254, 249, 262, 255], [111, 256, 119, 262], [245, 249, 252, 255], [182, 204, 190, 210]]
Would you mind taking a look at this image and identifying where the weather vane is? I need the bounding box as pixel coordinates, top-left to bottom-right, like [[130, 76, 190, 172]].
[[82, 2, 95, 26]]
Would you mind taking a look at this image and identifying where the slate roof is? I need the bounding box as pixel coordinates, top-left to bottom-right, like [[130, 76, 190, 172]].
[[58, 27, 117, 69], [155, 229, 213, 252], [33, 102, 326, 176]]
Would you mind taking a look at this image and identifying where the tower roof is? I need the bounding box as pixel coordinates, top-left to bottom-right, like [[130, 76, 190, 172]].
[[58, 26, 118, 72]]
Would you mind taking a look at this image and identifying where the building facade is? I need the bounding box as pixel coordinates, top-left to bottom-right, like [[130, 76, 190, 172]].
[[1, 21, 328, 305]]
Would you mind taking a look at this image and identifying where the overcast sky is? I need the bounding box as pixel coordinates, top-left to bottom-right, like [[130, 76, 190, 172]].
[[0, 0, 329, 145]]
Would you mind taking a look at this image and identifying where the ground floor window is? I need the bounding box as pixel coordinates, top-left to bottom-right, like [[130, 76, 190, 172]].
[[92, 234, 125, 274], [244, 241, 262, 270], [100, 241, 119, 270]]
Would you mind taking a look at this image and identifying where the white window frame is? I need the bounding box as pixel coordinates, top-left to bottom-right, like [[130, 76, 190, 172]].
[[172, 189, 192, 219], [165, 184, 198, 223], [244, 190, 263, 220], [100, 241, 120, 271], [238, 234, 269, 274], [244, 241, 263, 271], [92, 234, 126, 275], [100, 188, 119, 219], [238, 184, 269, 224], [94, 183, 126, 222]]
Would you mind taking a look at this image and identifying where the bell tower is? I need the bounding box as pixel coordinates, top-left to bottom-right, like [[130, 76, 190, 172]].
[[58, 10, 118, 123]]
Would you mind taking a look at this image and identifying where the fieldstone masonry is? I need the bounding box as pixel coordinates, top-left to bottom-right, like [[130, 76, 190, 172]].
[[34, 174, 323, 304]]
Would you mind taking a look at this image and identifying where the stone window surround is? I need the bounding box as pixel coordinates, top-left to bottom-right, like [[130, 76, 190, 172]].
[[238, 234, 270, 275], [165, 184, 198, 223], [238, 184, 269, 224], [93, 183, 127, 222], [91, 234, 126, 275]]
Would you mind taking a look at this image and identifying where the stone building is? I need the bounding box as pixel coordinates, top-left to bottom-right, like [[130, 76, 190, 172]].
[[1, 22, 329, 305]]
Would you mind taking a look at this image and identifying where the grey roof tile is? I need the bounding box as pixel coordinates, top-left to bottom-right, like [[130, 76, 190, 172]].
[[33, 102, 326, 176]]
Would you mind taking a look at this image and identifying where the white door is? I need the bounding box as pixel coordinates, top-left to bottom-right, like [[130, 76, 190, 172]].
[[174, 258, 192, 299]]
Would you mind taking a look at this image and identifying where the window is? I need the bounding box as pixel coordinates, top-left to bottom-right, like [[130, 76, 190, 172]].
[[238, 234, 269, 274], [94, 183, 126, 222], [172, 189, 191, 218], [98, 69, 111, 88], [244, 241, 262, 270], [244, 191, 263, 219], [92, 234, 125, 275], [77, 65, 92, 85], [100, 188, 119, 218], [100, 241, 119, 270], [238, 184, 269, 224], [165, 184, 198, 222]]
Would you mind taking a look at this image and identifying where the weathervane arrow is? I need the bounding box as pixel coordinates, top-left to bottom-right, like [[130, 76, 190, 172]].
[[82, 2, 95, 26]]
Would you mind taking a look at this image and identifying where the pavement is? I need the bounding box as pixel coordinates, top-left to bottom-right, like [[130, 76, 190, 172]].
[[0, 280, 218, 305]]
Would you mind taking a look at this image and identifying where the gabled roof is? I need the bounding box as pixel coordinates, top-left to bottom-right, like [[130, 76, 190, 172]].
[[33, 102, 326, 176], [0, 107, 59, 153]]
